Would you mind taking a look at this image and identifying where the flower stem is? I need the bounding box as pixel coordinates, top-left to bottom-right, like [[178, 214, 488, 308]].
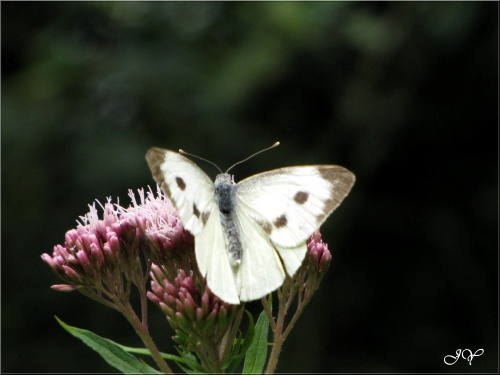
[[219, 304, 245, 362], [261, 297, 276, 332], [264, 281, 292, 374], [121, 303, 173, 374]]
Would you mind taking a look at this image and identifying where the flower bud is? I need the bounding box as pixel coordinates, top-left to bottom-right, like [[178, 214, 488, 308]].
[[62, 265, 80, 280], [147, 264, 237, 351], [41, 253, 59, 273], [51, 284, 78, 292], [307, 230, 332, 272]]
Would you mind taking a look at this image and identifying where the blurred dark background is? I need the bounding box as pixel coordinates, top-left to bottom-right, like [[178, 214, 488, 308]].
[[1, 2, 498, 373]]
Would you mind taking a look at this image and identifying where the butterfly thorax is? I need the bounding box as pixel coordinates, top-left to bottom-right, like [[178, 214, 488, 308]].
[[214, 173, 242, 267], [214, 174, 235, 214]]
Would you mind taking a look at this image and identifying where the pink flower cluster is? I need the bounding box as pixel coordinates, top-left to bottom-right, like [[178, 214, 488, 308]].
[[307, 230, 332, 273], [41, 187, 185, 293], [148, 265, 236, 338], [41, 179, 342, 375], [42, 185, 334, 362]]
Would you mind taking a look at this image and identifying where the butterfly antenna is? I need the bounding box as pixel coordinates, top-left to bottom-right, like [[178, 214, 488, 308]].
[[179, 149, 223, 174], [226, 141, 280, 173]]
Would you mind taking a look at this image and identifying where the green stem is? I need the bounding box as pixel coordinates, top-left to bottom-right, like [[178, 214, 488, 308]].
[[265, 331, 284, 375], [204, 339, 224, 373], [265, 270, 314, 374], [282, 297, 307, 340], [261, 297, 277, 332], [264, 281, 291, 374], [219, 305, 245, 362], [282, 277, 321, 340], [192, 332, 224, 373], [121, 303, 173, 374]]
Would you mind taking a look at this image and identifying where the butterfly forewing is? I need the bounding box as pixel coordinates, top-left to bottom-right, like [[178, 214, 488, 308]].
[[145, 148, 215, 236], [235, 165, 355, 248]]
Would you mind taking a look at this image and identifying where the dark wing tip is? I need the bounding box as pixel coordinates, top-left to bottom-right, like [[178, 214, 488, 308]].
[[145, 148, 167, 183]]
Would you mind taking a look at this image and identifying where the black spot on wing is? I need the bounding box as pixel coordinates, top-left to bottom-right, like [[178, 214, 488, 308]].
[[176, 177, 186, 190], [201, 211, 210, 225], [257, 220, 272, 235], [294, 191, 309, 205], [274, 214, 287, 228], [193, 203, 200, 218]]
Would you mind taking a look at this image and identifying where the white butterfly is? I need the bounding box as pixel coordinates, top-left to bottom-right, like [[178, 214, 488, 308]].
[[145, 143, 355, 304]]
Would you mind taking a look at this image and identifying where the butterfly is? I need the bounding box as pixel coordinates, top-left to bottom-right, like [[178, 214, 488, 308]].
[[145, 143, 355, 304]]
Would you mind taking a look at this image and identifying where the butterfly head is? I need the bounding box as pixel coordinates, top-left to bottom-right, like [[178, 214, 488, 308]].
[[179, 142, 280, 180], [214, 173, 234, 186]]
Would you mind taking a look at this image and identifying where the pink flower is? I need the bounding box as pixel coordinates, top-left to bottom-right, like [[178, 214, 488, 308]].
[[148, 264, 233, 323], [148, 263, 239, 357], [41, 187, 186, 295], [307, 230, 332, 273], [122, 188, 196, 279]]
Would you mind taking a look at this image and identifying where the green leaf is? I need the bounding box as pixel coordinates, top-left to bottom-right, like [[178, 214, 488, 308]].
[[242, 309, 270, 374], [223, 310, 255, 372], [55, 316, 161, 374], [117, 344, 205, 374], [172, 350, 206, 374]]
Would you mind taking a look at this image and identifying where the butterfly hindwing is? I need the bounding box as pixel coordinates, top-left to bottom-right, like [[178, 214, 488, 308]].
[[232, 204, 286, 301], [273, 242, 308, 278], [195, 204, 240, 304], [145, 148, 215, 236]]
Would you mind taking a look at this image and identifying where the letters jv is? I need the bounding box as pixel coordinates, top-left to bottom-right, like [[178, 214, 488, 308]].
[[444, 349, 484, 365]]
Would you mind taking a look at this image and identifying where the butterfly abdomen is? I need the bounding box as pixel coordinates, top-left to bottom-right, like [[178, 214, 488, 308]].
[[214, 174, 242, 267]]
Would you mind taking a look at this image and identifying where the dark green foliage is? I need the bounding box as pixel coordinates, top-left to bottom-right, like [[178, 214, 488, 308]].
[[2, 2, 497, 372]]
